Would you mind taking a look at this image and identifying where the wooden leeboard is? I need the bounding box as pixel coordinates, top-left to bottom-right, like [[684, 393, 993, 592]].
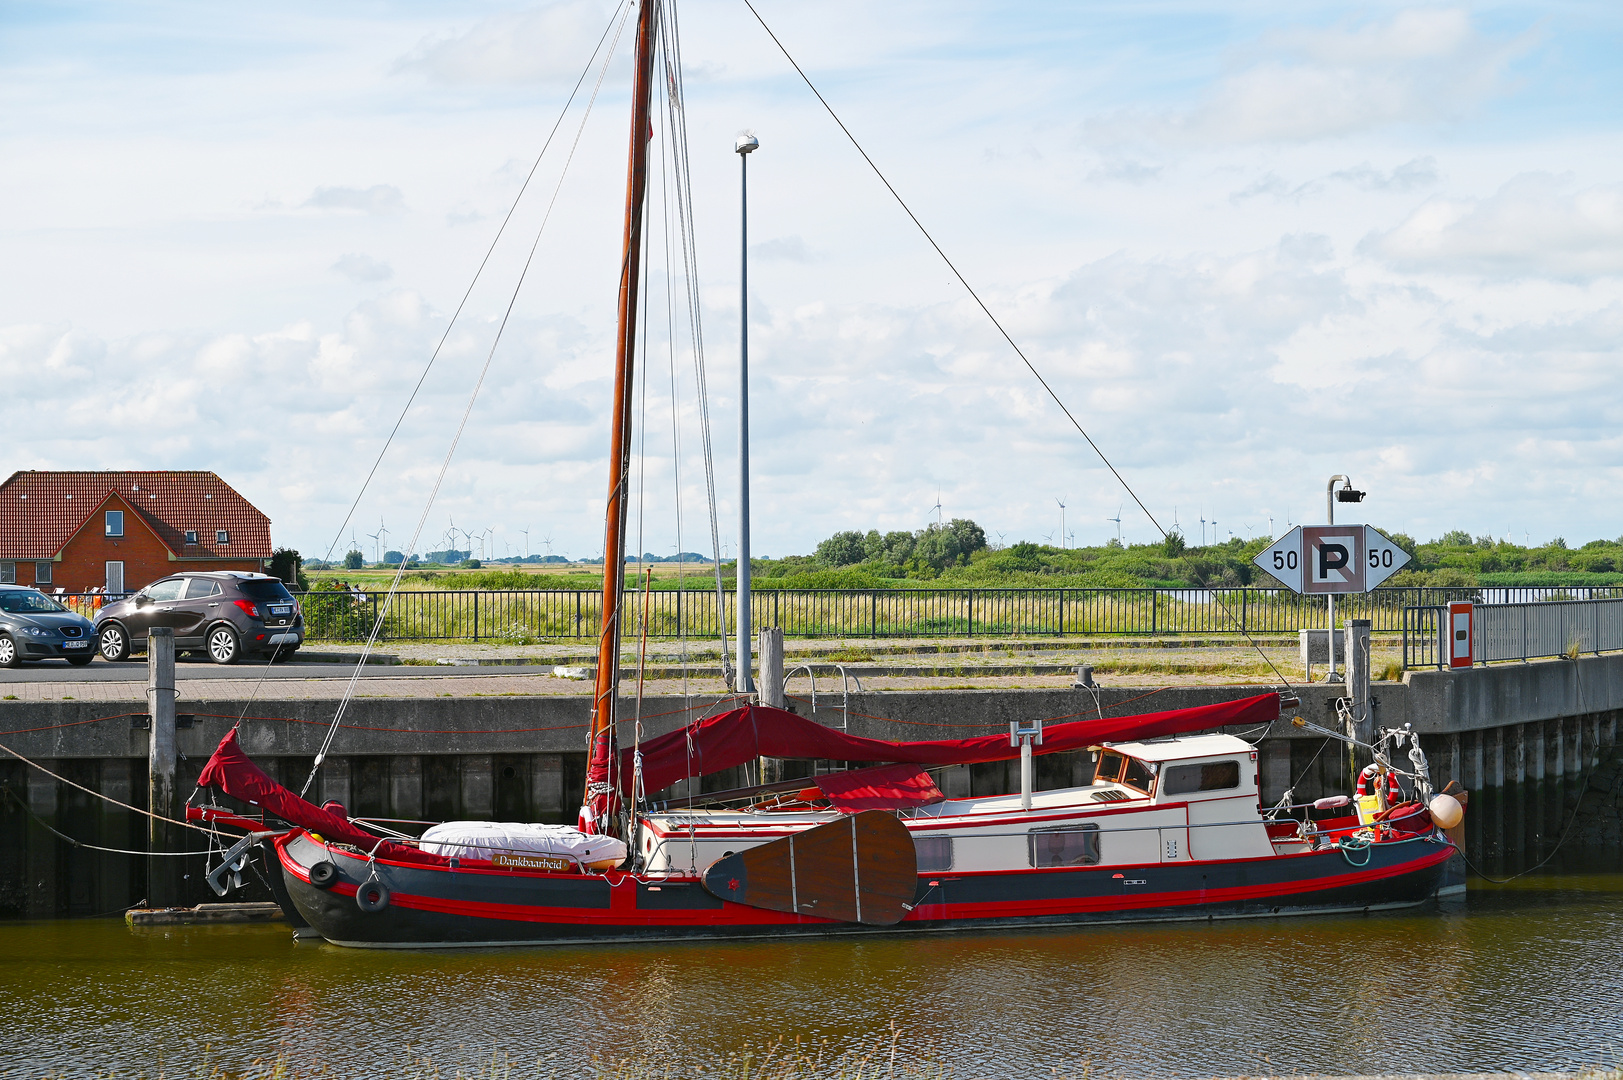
[[701, 811, 917, 926]]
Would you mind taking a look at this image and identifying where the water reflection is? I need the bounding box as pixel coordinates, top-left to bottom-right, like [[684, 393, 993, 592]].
[[2, 854, 1621, 1078]]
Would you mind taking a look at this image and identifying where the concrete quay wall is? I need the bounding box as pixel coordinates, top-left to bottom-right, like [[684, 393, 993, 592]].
[[3, 655, 1620, 917]]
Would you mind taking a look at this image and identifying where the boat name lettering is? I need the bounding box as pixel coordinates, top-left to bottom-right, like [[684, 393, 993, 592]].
[[493, 853, 574, 872]]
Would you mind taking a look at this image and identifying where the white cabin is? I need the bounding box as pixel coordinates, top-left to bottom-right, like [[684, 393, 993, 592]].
[[635, 732, 1274, 876]]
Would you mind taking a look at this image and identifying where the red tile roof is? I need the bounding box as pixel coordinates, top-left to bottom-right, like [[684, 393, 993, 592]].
[[0, 471, 273, 560]]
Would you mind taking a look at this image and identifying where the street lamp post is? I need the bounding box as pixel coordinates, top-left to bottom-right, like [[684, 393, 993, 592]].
[[736, 133, 759, 695], [1324, 474, 1366, 680]]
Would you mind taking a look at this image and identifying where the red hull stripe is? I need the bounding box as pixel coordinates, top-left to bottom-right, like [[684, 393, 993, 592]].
[[282, 834, 1453, 930]]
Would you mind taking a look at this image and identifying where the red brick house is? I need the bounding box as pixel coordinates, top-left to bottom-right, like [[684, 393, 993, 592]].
[[0, 471, 273, 594]]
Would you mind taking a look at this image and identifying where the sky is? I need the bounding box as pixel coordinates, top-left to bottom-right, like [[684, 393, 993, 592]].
[[3, 0, 1622, 563]]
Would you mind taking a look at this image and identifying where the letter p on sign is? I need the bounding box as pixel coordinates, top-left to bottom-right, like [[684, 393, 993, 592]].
[[1301, 526, 1365, 594]]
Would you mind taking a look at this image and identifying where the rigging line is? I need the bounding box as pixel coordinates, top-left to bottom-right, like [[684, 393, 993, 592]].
[[1, 788, 219, 857], [315, 0, 632, 572], [654, 36, 692, 713], [740, 1, 1297, 693], [301, 2, 637, 797], [739, 0, 1162, 538], [0, 740, 216, 836], [659, 1, 731, 673]]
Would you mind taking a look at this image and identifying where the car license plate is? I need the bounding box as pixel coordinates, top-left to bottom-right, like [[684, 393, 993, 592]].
[[62, 640, 89, 649], [269, 604, 292, 616]]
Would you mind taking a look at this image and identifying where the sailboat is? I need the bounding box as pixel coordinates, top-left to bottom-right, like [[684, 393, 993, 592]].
[[189, 0, 1464, 948]]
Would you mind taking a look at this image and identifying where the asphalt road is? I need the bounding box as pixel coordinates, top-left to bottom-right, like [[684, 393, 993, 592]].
[[0, 660, 564, 682]]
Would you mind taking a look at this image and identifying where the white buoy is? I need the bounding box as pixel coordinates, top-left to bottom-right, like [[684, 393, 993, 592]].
[[1429, 793, 1464, 829]]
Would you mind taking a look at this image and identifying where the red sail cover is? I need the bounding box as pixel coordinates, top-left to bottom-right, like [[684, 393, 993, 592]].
[[815, 764, 945, 812], [196, 729, 445, 864], [623, 692, 1280, 799]]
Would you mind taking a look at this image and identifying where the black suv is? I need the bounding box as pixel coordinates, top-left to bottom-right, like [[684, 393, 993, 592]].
[[94, 572, 305, 665]]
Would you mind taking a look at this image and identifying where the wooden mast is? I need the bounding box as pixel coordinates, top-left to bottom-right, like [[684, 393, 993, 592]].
[[582, 0, 658, 832]]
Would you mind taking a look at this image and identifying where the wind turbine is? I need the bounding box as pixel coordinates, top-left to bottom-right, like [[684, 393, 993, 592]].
[[543, 533, 555, 559], [1198, 512, 1207, 547], [521, 528, 530, 558], [1056, 496, 1067, 550], [930, 488, 944, 527], [366, 523, 383, 565], [1108, 505, 1123, 544]]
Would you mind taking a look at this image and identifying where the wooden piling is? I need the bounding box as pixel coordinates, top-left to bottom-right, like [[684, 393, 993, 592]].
[[146, 627, 177, 907]]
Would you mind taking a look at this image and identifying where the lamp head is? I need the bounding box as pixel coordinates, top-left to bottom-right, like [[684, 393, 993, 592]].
[[1335, 487, 1366, 504], [735, 133, 759, 154]]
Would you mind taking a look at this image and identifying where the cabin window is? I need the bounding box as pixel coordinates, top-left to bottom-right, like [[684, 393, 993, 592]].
[[914, 835, 953, 872], [105, 511, 124, 537], [217, 530, 230, 544], [34, 562, 51, 585], [1162, 760, 1242, 796], [1120, 757, 1156, 795], [0, 562, 14, 584], [185, 530, 198, 544], [1028, 823, 1100, 868], [1093, 751, 1126, 784]]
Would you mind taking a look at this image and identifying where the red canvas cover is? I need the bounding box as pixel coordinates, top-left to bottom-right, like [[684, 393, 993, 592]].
[[814, 763, 945, 811], [624, 692, 1280, 799], [196, 729, 445, 864]]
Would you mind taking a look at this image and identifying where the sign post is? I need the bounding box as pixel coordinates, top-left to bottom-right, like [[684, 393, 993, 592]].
[[1254, 524, 1410, 680]]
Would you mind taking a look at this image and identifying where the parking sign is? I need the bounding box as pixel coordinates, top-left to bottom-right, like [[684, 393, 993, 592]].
[[1302, 526, 1363, 594]]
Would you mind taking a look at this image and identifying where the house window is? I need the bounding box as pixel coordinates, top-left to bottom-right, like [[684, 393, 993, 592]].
[[35, 562, 52, 585], [217, 530, 230, 545], [106, 511, 124, 537], [185, 530, 198, 545], [105, 562, 125, 594], [0, 562, 14, 585]]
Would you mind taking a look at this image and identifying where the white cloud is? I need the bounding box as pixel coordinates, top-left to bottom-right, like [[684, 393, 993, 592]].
[[1362, 174, 1623, 280], [1091, 9, 1526, 145], [1331, 156, 1439, 192], [332, 254, 394, 283], [303, 185, 405, 214], [393, 2, 612, 85], [750, 236, 813, 263]]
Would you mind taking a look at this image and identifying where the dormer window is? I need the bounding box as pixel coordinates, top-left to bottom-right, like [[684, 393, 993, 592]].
[[216, 530, 230, 545], [105, 511, 124, 537], [185, 530, 198, 544]]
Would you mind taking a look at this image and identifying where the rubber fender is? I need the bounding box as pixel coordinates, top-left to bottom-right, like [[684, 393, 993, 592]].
[[308, 860, 339, 889], [356, 881, 391, 913]]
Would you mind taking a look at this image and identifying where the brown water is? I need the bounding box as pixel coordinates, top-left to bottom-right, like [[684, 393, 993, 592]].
[[3, 855, 1622, 1079]]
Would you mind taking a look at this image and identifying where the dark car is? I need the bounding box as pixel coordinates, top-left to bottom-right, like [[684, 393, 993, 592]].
[[94, 572, 304, 665], [0, 585, 98, 667]]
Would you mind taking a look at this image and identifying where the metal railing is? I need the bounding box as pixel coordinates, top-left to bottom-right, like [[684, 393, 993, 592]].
[[38, 584, 1623, 648], [1402, 606, 1446, 669], [284, 585, 1503, 643], [1403, 597, 1623, 669]]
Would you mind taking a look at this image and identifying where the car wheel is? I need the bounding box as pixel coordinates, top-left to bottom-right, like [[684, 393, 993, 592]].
[[0, 634, 19, 669], [67, 654, 94, 667], [98, 624, 130, 662], [206, 625, 242, 665]]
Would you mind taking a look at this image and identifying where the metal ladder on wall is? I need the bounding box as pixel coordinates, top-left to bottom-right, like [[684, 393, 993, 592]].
[[784, 663, 865, 776]]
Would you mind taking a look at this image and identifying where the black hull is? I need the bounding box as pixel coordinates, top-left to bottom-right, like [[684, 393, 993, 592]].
[[277, 832, 1455, 949]]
